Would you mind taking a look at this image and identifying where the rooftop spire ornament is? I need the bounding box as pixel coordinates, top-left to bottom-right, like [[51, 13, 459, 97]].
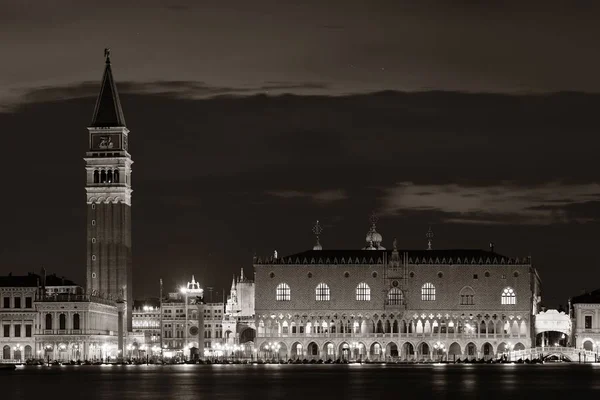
[[104, 47, 111, 63], [369, 211, 379, 230], [364, 211, 385, 249], [426, 226, 434, 250], [312, 220, 323, 250]]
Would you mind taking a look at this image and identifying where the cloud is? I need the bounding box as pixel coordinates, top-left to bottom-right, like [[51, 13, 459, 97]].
[[2, 80, 329, 112], [267, 189, 348, 204], [379, 182, 600, 225]]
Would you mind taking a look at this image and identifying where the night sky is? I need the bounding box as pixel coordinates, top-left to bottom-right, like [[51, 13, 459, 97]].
[[1, 1, 600, 307]]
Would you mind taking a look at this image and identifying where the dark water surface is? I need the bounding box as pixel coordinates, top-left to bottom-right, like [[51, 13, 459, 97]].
[[2, 364, 600, 399]]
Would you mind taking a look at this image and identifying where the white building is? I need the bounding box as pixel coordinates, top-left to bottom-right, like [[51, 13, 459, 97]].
[[570, 289, 600, 351]]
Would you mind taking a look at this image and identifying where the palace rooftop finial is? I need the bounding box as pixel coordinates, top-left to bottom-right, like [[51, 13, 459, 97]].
[[426, 226, 434, 250], [312, 220, 323, 250], [364, 211, 384, 250], [104, 48, 111, 63]]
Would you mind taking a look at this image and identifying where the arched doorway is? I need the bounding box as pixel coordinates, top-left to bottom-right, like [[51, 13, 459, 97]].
[[496, 342, 508, 355], [291, 342, 303, 360], [339, 342, 350, 361], [3, 345, 10, 359], [514, 342, 526, 351], [448, 342, 461, 361], [402, 342, 415, 361], [370, 342, 382, 361], [239, 327, 256, 344], [481, 342, 493, 360], [417, 342, 430, 361], [323, 342, 335, 360], [277, 342, 288, 361], [307, 342, 319, 359], [465, 342, 477, 359], [386, 342, 398, 360]]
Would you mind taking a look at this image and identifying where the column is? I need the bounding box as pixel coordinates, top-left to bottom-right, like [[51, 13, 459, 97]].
[[117, 301, 125, 360]]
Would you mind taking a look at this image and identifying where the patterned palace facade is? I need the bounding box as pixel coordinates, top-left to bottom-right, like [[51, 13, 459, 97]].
[[254, 222, 542, 361]]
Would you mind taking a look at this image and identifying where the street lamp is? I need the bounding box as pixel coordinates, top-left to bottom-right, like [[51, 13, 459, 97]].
[[127, 344, 133, 361], [433, 342, 445, 362], [506, 343, 513, 362]]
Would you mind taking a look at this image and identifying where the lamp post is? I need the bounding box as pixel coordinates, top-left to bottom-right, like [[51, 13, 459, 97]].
[[506, 343, 513, 362], [433, 342, 445, 362], [127, 344, 133, 362], [102, 344, 109, 363]]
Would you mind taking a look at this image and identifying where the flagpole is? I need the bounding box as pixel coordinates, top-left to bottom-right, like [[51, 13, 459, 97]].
[[160, 278, 164, 363]]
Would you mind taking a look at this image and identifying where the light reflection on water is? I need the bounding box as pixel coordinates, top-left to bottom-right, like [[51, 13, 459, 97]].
[[2, 364, 600, 399]]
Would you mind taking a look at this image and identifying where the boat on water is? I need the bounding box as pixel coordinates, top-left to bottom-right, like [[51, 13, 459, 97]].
[[0, 364, 16, 371]]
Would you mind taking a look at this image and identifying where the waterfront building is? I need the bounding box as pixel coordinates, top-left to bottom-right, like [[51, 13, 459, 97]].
[[132, 299, 161, 358], [223, 268, 256, 351], [202, 302, 224, 355], [1, 274, 38, 362], [1, 272, 120, 363], [569, 289, 600, 351], [253, 219, 542, 361], [161, 277, 204, 360], [84, 49, 134, 356]]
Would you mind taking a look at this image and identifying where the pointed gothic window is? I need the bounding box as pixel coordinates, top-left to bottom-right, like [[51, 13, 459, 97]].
[[276, 283, 290, 301], [100, 170, 106, 183], [93, 170, 99, 183], [59, 314, 66, 330], [107, 170, 113, 183], [460, 286, 475, 305], [114, 170, 120, 183], [315, 283, 330, 301], [45, 314, 52, 330], [73, 314, 80, 330]]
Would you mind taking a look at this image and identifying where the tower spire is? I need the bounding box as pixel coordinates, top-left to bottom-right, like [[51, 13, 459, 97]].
[[91, 48, 126, 127], [312, 220, 323, 250], [426, 226, 434, 250]]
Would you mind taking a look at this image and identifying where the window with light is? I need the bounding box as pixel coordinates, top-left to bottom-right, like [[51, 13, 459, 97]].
[[276, 283, 291, 301], [356, 282, 370, 301], [501, 287, 516, 305], [421, 283, 436, 301], [315, 283, 330, 301]]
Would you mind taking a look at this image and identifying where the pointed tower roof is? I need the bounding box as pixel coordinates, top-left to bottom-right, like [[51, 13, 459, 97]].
[[231, 275, 236, 291], [91, 48, 126, 127]]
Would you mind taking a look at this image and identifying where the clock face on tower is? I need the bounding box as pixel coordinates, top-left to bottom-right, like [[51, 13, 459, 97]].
[[91, 133, 122, 150]]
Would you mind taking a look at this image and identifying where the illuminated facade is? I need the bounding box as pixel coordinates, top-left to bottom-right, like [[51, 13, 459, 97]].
[[253, 220, 542, 361], [161, 277, 204, 359], [570, 290, 600, 351], [0, 272, 120, 363], [223, 268, 256, 350]]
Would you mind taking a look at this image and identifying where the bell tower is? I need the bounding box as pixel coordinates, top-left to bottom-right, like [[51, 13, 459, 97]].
[[84, 49, 133, 333]]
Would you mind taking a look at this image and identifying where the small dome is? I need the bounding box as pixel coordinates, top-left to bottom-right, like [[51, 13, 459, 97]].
[[313, 243, 323, 251], [366, 231, 382, 244]]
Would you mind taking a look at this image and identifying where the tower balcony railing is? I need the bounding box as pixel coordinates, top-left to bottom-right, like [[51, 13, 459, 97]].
[[39, 329, 116, 336], [260, 331, 527, 340], [35, 294, 117, 307]]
